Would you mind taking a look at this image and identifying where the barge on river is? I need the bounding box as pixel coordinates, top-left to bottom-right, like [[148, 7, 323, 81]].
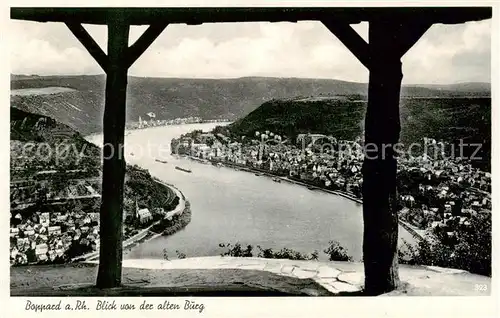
[[175, 166, 192, 173]]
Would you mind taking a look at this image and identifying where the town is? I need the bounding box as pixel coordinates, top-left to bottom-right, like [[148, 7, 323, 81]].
[[10, 169, 181, 265], [126, 115, 231, 131], [9, 118, 182, 266], [171, 128, 491, 246]]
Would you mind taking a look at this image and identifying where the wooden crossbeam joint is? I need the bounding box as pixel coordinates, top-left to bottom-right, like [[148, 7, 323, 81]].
[[394, 20, 433, 58], [367, 17, 433, 62], [321, 20, 371, 70], [322, 17, 432, 71], [65, 22, 109, 72], [66, 21, 168, 72], [126, 23, 168, 68]]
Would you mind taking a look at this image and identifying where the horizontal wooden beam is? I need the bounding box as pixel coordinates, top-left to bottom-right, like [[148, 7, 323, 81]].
[[126, 23, 168, 68], [66, 23, 109, 72], [321, 20, 370, 69], [12, 7, 492, 26]]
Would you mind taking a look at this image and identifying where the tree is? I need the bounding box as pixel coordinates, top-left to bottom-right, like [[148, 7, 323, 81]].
[[400, 213, 491, 276]]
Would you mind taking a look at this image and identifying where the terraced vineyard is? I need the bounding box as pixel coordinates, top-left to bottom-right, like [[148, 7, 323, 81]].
[[9, 107, 179, 265]]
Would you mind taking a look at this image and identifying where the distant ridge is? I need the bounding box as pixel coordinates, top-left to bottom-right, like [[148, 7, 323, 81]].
[[10, 74, 490, 136], [411, 82, 490, 93]]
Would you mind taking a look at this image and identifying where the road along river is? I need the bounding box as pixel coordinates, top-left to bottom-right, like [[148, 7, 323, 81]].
[[87, 123, 416, 261]]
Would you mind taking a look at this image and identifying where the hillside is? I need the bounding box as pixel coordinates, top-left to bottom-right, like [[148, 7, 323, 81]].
[[229, 96, 491, 170], [10, 106, 102, 179], [10, 107, 177, 205], [10, 106, 182, 264], [10, 75, 490, 135], [229, 96, 366, 141]]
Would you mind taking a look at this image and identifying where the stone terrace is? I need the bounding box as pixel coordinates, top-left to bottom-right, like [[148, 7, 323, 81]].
[[11, 257, 491, 296]]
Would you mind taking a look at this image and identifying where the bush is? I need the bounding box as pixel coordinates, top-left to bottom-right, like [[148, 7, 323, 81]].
[[219, 243, 253, 257], [219, 242, 341, 261], [323, 240, 353, 262], [256, 246, 318, 261], [176, 250, 187, 259]]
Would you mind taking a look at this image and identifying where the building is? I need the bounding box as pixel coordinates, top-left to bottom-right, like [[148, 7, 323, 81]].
[[136, 208, 153, 224], [48, 226, 61, 236], [296, 133, 329, 147], [35, 243, 49, 262], [88, 212, 100, 223], [10, 228, 19, 238], [40, 212, 50, 226]]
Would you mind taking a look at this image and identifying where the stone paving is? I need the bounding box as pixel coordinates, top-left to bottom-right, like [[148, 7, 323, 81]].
[[86, 256, 491, 296]]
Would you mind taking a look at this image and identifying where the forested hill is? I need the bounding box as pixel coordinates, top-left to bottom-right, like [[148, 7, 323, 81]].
[[228, 96, 491, 170], [10, 75, 490, 135]]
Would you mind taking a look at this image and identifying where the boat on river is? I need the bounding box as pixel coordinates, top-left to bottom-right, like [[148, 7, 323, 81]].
[[155, 159, 168, 164], [193, 158, 210, 164], [175, 166, 192, 173], [272, 178, 282, 183]]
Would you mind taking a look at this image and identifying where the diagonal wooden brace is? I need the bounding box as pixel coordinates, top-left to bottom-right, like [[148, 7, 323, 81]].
[[126, 23, 168, 68], [66, 22, 109, 72], [321, 20, 371, 69], [395, 20, 433, 58]]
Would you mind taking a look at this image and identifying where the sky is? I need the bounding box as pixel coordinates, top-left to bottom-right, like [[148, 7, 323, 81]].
[[9, 18, 491, 84]]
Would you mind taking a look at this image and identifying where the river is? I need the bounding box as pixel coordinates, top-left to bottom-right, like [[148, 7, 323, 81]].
[[87, 123, 416, 261]]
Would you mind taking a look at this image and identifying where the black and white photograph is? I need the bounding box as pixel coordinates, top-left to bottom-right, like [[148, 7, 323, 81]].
[[4, 3, 497, 317]]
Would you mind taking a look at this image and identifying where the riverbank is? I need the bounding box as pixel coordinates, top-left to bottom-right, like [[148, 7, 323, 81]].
[[73, 135, 191, 262], [183, 155, 425, 241], [124, 119, 230, 134], [203, 157, 364, 202], [76, 180, 188, 262], [124, 207, 192, 257], [398, 220, 427, 242]]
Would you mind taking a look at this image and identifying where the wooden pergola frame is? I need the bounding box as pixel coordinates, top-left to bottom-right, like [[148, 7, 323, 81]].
[[11, 7, 492, 295]]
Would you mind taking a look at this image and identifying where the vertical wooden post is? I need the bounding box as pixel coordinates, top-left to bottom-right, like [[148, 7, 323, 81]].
[[96, 12, 130, 289], [362, 19, 402, 295]]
